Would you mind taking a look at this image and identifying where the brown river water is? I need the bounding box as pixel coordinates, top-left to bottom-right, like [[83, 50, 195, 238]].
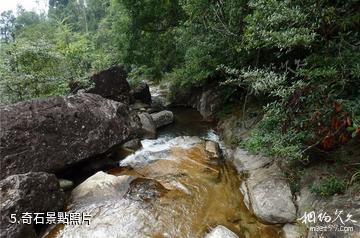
[[44, 108, 282, 238]]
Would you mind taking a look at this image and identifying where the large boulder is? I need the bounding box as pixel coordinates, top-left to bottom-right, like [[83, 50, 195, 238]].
[[150, 110, 174, 128], [87, 65, 131, 103], [0, 93, 139, 179], [233, 148, 297, 224], [0, 172, 65, 238], [131, 81, 151, 104], [44, 172, 169, 238], [70, 171, 135, 204], [246, 164, 297, 224], [138, 112, 157, 139]]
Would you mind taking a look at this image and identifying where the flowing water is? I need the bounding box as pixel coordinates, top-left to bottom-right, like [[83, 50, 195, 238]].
[[44, 108, 282, 238]]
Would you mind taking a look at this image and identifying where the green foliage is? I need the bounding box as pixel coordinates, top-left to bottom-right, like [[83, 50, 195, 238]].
[[310, 176, 346, 197], [0, 10, 16, 43], [49, 0, 110, 33], [0, 2, 102, 103], [217, 0, 360, 161], [243, 0, 316, 50], [128, 66, 154, 86], [163, 0, 249, 97], [0, 39, 68, 103], [118, 0, 184, 79], [177, 0, 246, 77], [220, 66, 289, 96], [56, 28, 93, 78], [241, 111, 305, 161]]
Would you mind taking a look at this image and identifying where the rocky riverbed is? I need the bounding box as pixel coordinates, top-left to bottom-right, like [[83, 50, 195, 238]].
[[43, 136, 281, 238], [1, 66, 358, 238]]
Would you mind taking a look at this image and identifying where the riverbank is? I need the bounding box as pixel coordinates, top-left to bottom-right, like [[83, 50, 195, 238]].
[[168, 81, 360, 238]]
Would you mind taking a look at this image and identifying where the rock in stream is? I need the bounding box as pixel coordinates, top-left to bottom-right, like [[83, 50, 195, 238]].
[[233, 148, 297, 224], [43, 137, 280, 238]]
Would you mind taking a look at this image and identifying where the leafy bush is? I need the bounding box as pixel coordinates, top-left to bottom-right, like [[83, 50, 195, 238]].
[[241, 116, 305, 161], [128, 66, 154, 86], [0, 39, 68, 104], [243, 0, 316, 50], [310, 176, 346, 197], [219, 66, 289, 96]]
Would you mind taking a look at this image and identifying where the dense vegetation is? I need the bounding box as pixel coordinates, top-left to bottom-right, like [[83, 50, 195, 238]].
[[0, 1, 359, 178]]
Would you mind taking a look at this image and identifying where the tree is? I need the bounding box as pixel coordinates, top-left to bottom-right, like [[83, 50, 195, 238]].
[[0, 39, 68, 103], [118, 0, 185, 79], [0, 11, 16, 43]]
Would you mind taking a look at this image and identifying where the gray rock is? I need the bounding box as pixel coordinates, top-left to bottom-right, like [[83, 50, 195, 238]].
[[240, 181, 250, 210], [282, 224, 306, 238], [0, 93, 139, 179], [232, 148, 273, 172], [233, 148, 296, 224], [70, 171, 135, 205], [46, 172, 170, 237], [0, 172, 65, 238], [246, 163, 297, 224], [138, 112, 157, 139], [205, 140, 222, 159], [205, 225, 239, 238], [197, 89, 223, 120], [149, 84, 170, 109], [131, 81, 152, 104], [86, 65, 131, 103], [151, 110, 174, 128]]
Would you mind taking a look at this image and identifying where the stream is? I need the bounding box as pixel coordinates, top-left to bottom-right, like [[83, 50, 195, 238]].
[[44, 98, 281, 237]]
